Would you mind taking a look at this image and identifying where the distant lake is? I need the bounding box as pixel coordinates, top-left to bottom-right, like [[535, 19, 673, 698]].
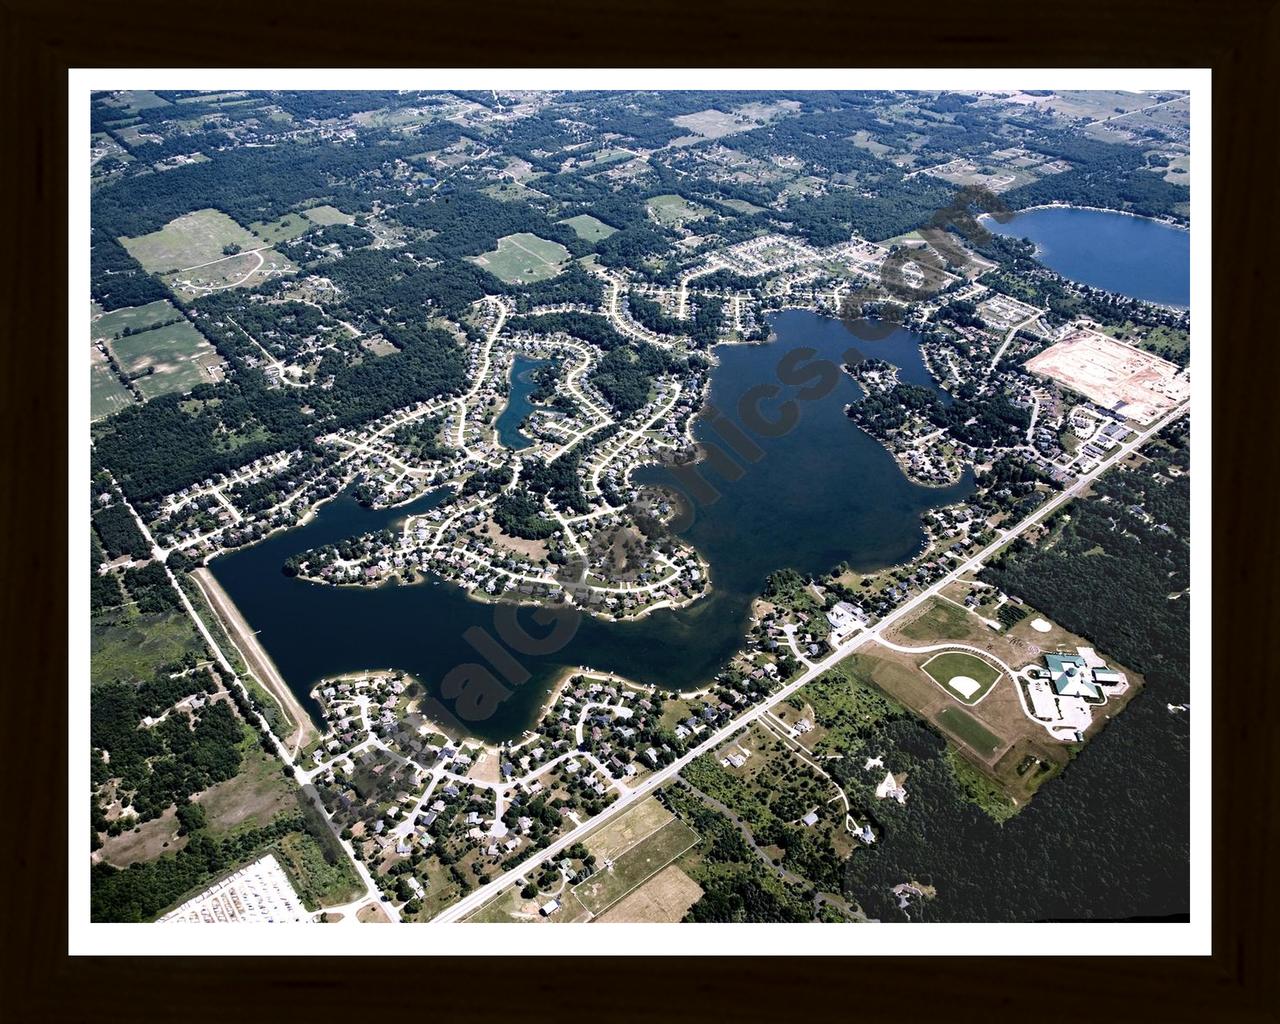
[[210, 310, 969, 742], [494, 355, 550, 450], [984, 206, 1190, 307]]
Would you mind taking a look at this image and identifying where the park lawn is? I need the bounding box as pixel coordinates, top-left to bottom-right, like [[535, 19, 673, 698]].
[[558, 213, 618, 243], [119, 208, 260, 274], [108, 320, 224, 400], [90, 607, 207, 687], [470, 232, 570, 285], [90, 349, 135, 421], [935, 707, 1003, 757], [922, 651, 1002, 703], [249, 213, 314, 245], [646, 194, 713, 226], [721, 198, 767, 215], [92, 299, 181, 341], [302, 204, 355, 226], [571, 817, 699, 917], [584, 797, 674, 862]]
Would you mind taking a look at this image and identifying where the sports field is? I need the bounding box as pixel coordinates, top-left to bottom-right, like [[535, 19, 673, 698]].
[[91, 299, 180, 341], [119, 208, 260, 274], [922, 651, 1002, 704], [302, 204, 355, 226], [646, 194, 712, 227], [572, 817, 699, 917], [91, 348, 135, 421], [936, 706, 1003, 757], [470, 232, 570, 285], [558, 214, 618, 243], [108, 320, 224, 400]]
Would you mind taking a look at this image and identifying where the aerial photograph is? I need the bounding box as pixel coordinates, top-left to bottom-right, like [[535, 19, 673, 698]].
[[82, 82, 1196, 933]]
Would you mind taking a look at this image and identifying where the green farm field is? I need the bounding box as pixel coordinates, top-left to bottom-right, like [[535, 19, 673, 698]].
[[302, 204, 355, 226], [90, 348, 135, 421], [108, 321, 224, 400], [470, 232, 570, 284], [120, 208, 260, 273], [250, 214, 314, 245], [558, 214, 618, 243], [92, 299, 180, 341]]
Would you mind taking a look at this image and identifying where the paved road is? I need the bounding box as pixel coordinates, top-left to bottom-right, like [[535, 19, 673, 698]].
[[432, 399, 1188, 922]]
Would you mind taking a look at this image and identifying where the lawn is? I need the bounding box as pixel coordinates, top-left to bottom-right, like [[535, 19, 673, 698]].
[[91, 348, 135, 421], [90, 608, 207, 687], [273, 828, 363, 911], [119, 208, 260, 274], [935, 707, 1003, 756], [646, 194, 712, 227], [92, 299, 181, 341], [922, 651, 1002, 704], [302, 204, 355, 226], [470, 232, 570, 285], [558, 214, 618, 243], [571, 817, 699, 917], [108, 320, 224, 400], [249, 213, 315, 245]]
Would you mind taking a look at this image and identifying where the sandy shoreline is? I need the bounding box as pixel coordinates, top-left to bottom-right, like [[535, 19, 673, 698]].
[[192, 567, 318, 754]]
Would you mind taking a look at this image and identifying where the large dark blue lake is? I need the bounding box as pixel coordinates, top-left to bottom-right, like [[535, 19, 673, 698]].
[[985, 206, 1190, 307], [209, 308, 1187, 921], [211, 310, 969, 742]]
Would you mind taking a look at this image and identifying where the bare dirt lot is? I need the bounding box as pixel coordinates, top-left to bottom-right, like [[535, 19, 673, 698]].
[[1025, 328, 1188, 424]]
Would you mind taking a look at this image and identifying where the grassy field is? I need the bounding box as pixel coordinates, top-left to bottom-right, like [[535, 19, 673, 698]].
[[922, 651, 1002, 704], [91, 348, 135, 421], [101, 90, 171, 115], [895, 596, 978, 644], [584, 797, 673, 862], [92, 299, 180, 341], [302, 204, 355, 226], [274, 829, 363, 911], [571, 817, 699, 917], [119, 208, 260, 274], [646, 194, 713, 227], [596, 864, 703, 923], [558, 214, 618, 243], [108, 320, 224, 400], [936, 706, 1003, 756], [90, 608, 207, 686], [161, 248, 296, 298], [470, 232, 570, 285], [249, 213, 314, 245], [196, 735, 298, 835]]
